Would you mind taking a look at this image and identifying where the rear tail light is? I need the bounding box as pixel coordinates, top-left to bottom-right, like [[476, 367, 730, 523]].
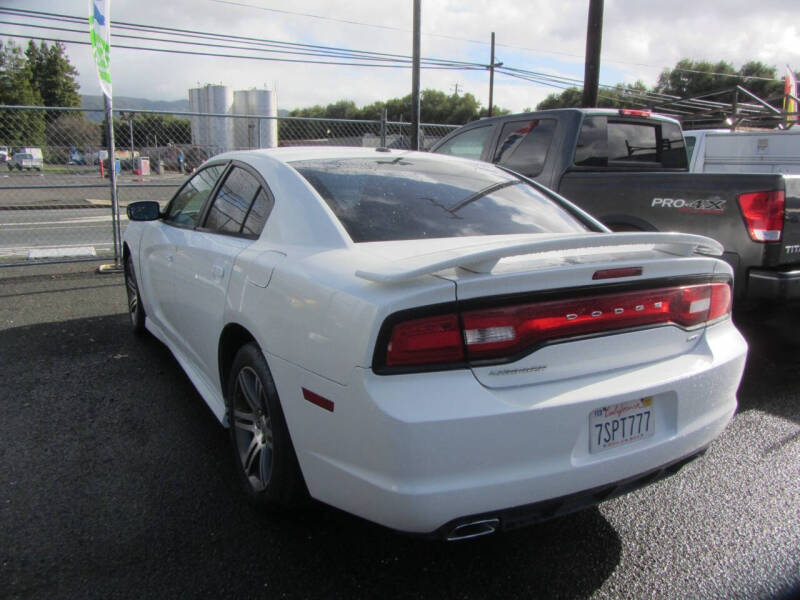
[[379, 282, 731, 370], [738, 190, 784, 242], [385, 313, 463, 366]]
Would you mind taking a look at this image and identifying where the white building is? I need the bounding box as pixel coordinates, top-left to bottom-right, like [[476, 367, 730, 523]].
[[188, 85, 278, 152]]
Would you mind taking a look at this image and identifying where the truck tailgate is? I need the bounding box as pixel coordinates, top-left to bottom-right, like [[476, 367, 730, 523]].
[[557, 171, 800, 282], [779, 175, 800, 264]]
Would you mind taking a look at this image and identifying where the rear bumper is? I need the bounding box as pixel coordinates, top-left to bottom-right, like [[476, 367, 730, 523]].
[[430, 447, 706, 539], [281, 321, 747, 535], [747, 268, 800, 299]]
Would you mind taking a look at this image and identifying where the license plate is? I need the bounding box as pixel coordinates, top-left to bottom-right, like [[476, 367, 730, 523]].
[[590, 397, 655, 453]]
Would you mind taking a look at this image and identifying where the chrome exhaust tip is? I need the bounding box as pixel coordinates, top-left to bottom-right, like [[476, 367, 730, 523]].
[[445, 518, 499, 541]]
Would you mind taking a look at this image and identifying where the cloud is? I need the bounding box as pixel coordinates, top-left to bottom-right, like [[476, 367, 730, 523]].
[[5, 0, 799, 114]]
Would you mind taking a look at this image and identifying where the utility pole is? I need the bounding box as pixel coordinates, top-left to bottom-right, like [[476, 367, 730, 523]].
[[451, 82, 462, 96], [410, 0, 421, 151], [581, 0, 604, 108], [488, 32, 495, 117]]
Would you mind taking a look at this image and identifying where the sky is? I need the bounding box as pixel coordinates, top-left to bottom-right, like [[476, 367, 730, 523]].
[[2, 0, 799, 113]]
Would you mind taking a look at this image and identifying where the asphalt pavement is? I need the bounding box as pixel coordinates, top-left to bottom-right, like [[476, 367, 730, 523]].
[[1, 262, 798, 600]]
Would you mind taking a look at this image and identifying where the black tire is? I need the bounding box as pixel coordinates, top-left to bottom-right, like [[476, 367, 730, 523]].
[[226, 343, 307, 509], [124, 253, 146, 335]]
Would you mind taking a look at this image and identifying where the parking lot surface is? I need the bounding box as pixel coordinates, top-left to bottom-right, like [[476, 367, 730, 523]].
[[1, 263, 799, 599]]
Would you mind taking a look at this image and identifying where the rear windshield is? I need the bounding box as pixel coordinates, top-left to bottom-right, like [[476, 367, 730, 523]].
[[574, 116, 687, 169], [290, 156, 590, 242]]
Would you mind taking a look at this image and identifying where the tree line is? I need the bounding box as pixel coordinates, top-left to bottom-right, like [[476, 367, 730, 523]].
[[289, 60, 792, 122], [536, 59, 789, 110], [0, 40, 190, 162]]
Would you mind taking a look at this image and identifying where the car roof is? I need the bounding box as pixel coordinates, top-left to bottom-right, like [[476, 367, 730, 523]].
[[212, 146, 446, 163]]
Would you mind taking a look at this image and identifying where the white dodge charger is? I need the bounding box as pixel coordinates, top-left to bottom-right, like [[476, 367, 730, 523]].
[[123, 147, 747, 540]]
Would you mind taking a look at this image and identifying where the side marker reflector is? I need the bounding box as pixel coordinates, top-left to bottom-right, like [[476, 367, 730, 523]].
[[302, 388, 334, 412]]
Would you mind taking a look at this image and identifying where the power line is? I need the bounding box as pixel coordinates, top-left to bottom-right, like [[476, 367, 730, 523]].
[[203, 0, 784, 78], [0, 32, 486, 71], [0, 8, 484, 70]]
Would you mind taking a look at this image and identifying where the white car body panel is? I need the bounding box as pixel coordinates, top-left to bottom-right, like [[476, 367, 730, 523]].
[[123, 147, 748, 535]]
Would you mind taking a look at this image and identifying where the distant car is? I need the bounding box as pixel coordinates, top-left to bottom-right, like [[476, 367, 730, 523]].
[[7, 152, 42, 171], [0, 145, 8, 163], [122, 147, 747, 539]]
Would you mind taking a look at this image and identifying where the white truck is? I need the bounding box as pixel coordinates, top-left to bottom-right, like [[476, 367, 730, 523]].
[[684, 128, 800, 174], [7, 147, 43, 171]]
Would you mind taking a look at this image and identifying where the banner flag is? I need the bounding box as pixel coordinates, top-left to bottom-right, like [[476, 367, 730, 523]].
[[89, 0, 112, 99], [784, 65, 797, 126]]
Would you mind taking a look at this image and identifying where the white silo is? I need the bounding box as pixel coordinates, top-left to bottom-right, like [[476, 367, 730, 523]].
[[251, 89, 278, 149], [233, 88, 278, 149], [188, 84, 235, 152]]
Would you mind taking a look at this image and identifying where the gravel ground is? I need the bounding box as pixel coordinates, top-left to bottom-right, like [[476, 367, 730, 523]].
[[1, 263, 798, 599]]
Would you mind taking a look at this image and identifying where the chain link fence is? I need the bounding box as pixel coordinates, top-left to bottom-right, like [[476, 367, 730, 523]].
[[0, 105, 459, 266]]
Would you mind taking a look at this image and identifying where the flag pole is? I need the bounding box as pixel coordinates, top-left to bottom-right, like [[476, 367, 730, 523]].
[[104, 94, 121, 268], [90, 0, 123, 272]]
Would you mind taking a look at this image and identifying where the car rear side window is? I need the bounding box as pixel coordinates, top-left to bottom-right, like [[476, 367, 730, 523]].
[[165, 165, 226, 228], [205, 167, 262, 235], [435, 125, 494, 160], [493, 118, 556, 177], [291, 156, 590, 243], [242, 188, 273, 237]]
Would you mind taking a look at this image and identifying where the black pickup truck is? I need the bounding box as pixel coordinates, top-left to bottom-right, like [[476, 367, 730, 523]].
[[430, 108, 800, 303]]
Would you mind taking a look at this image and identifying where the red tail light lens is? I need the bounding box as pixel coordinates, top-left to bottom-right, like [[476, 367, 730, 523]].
[[738, 190, 784, 242], [378, 282, 732, 370], [461, 283, 731, 361], [385, 313, 464, 366]]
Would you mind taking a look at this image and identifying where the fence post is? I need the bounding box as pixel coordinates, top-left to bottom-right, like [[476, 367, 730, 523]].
[[380, 108, 387, 147]]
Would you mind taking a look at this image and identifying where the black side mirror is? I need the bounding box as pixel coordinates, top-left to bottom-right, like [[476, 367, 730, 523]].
[[127, 201, 160, 221]]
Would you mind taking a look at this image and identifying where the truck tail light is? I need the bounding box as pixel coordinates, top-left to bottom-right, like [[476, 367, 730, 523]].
[[619, 109, 652, 118], [738, 190, 784, 242], [378, 282, 731, 370]]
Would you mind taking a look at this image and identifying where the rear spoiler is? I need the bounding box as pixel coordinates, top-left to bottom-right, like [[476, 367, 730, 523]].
[[355, 232, 724, 283]]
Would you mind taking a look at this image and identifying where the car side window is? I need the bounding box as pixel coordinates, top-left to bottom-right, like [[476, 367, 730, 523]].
[[204, 167, 262, 234], [164, 165, 226, 228], [242, 188, 273, 237], [435, 125, 493, 160], [493, 118, 556, 177]]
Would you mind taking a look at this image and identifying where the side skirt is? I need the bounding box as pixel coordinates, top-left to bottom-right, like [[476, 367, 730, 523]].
[[145, 317, 228, 425]]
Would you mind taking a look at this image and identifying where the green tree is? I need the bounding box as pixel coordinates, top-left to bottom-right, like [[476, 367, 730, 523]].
[[288, 89, 508, 125], [107, 113, 191, 148], [25, 41, 80, 111], [0, 40, 45, 146], [536, 81, 649, 111]]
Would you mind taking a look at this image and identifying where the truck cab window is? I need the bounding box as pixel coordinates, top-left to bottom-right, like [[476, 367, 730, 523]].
[[493, 118, 556, 177], [436, 125, 493, 160]]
